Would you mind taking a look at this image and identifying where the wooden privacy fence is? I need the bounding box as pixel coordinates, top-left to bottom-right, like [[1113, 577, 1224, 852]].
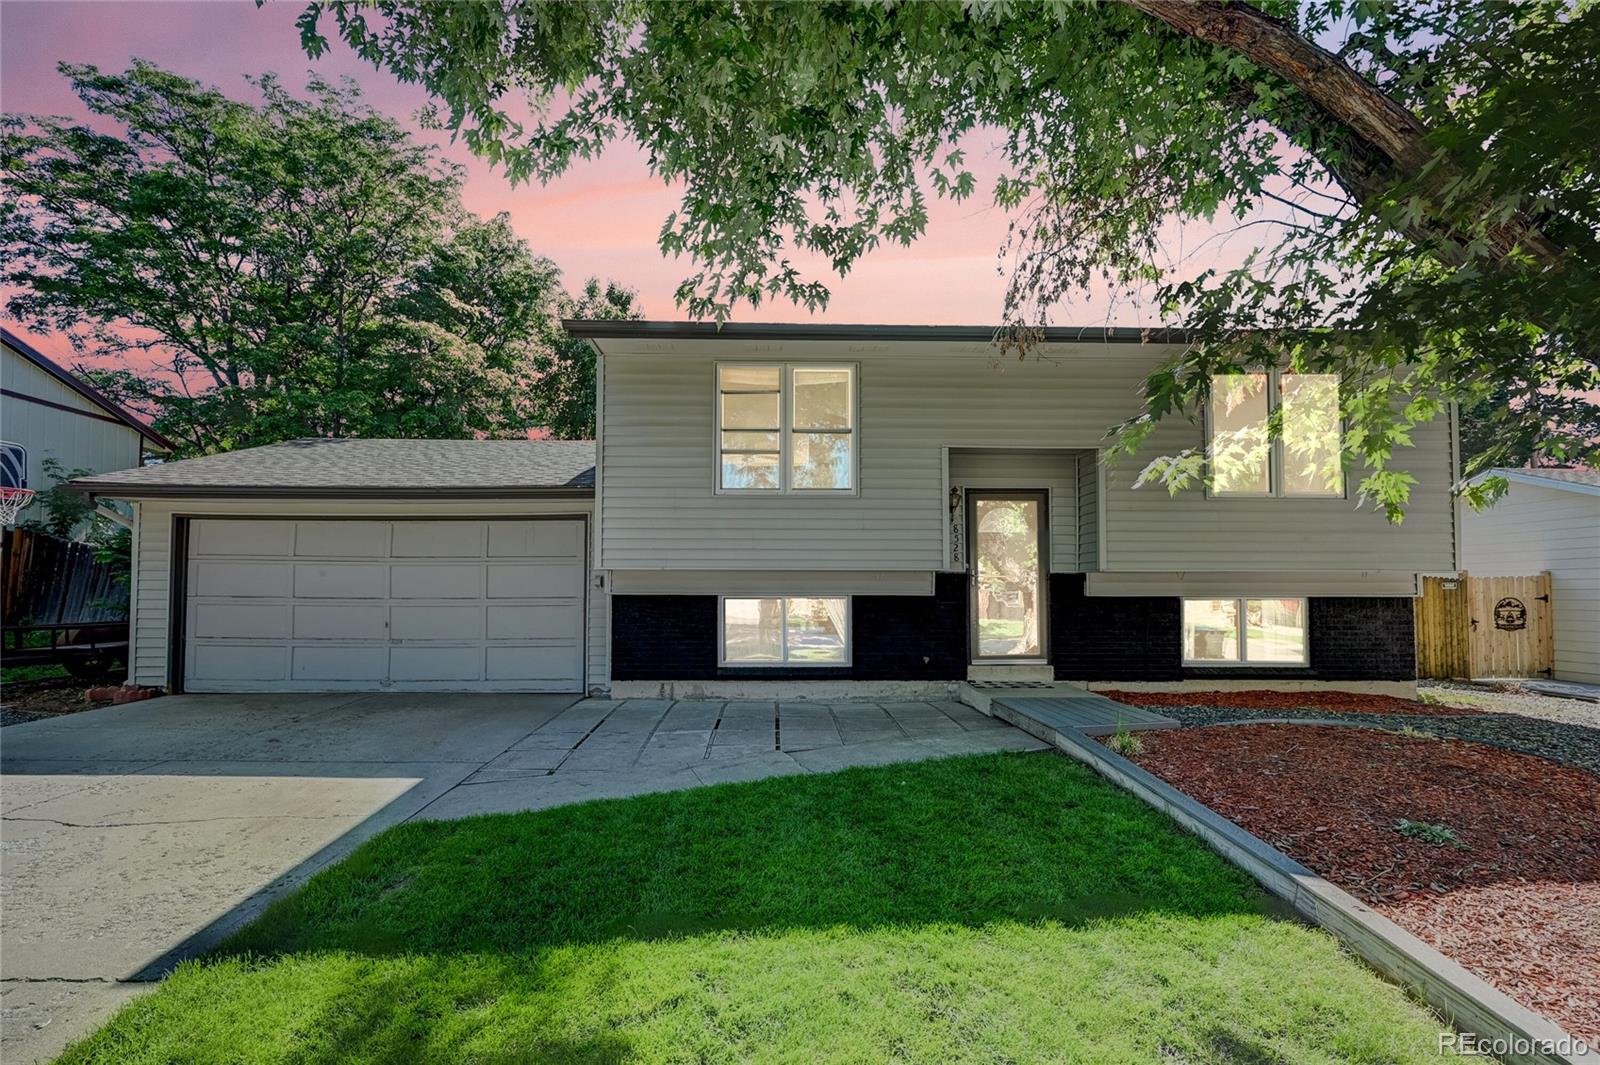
[[1415, 572, 1554, 680], [2, 527, 129, 628]]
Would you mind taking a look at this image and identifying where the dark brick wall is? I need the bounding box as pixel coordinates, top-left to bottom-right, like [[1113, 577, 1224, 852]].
[[613, 574, 1416, 683], [609, 573, 969, 681], [1049, 574, 1416, 682], [610, 595, 718, 680]]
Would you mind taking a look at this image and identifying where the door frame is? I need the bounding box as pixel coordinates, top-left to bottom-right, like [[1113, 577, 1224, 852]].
[[965, 489, 1050, 663]]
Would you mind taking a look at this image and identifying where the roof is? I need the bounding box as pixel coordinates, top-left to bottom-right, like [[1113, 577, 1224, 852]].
[[1, 327, 178, 451], [563, 320, 1190, 345], [1471, 467, 1600, 498], [70, 438, 596, 499]]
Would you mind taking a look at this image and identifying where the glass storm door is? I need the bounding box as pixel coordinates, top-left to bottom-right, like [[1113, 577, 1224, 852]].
[[969, 492, 1048, 660]]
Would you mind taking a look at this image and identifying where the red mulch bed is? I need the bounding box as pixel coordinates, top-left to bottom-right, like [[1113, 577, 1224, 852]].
[[1123, 724, 1600, 1043], [1100, 688, 1481, 716]]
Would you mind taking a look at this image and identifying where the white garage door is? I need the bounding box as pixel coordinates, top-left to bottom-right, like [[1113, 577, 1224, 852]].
[[183, 518, 586, 692]]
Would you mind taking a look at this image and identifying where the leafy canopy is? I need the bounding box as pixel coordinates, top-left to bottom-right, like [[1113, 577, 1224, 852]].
[[2, 62, 638, 453], [295, 0, 1598, 517]]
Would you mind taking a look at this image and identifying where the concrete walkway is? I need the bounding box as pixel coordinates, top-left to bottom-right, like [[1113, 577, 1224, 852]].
[[0, 692, 1040, 1062]]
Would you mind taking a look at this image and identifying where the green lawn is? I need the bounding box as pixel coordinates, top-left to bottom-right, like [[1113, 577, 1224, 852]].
[[60, 753, 1456, 1064]]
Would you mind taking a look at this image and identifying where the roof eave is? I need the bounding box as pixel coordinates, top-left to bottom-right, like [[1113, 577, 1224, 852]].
[[561, 319, 1191, 345], [1466, 468, 1600, 498], [70, 483, 596, 501]]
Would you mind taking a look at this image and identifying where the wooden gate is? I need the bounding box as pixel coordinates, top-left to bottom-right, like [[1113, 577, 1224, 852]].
[[1415, 572, 1553, 680]]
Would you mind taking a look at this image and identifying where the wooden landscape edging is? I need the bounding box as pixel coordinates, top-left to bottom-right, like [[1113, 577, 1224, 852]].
[[987, 703, 1593, 1065]]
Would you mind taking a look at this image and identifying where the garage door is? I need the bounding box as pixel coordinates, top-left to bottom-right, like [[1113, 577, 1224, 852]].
[[183, 519, 586, 692]]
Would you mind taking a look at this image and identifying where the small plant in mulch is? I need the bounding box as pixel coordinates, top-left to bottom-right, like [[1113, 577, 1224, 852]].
[[1105, 725, 1144, 757], [1385, 725, 1437, 741], [1395, 818, 1468, 848]]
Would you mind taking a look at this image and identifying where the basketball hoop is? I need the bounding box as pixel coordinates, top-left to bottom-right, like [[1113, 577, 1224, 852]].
[[0, 486, 36, 525]]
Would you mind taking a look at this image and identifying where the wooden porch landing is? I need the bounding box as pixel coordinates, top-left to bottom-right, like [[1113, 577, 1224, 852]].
[[958, 682, 1180, 739]]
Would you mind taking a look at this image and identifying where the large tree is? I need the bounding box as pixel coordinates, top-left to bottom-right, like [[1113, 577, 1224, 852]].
[[2, 62, 634, 452], [294, 0, 1598, 516]]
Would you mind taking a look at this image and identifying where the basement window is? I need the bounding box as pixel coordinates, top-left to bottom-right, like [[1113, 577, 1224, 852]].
[[1182, 598, 1308, 665], [720, 596, 850, 666]]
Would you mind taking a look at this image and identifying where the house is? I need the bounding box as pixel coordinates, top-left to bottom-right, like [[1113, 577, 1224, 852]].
[[1459, 467, 1600, 685], [70, 322, 1460, 698], [1, 327, 176, 526]]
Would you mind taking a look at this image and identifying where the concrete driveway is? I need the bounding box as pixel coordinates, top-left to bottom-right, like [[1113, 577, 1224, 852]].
[[0, 692, 1040, 1062]]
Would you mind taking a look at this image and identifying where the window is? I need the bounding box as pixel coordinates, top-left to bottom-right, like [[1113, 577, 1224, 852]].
[[1183, 598, 1308, 665], [720, 596, 850, 665], [1208, 371, 1342, 497], [718, 364, 855, 491]]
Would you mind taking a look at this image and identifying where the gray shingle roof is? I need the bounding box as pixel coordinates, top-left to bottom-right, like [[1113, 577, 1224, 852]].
[[1507, 467, 1600, 488], [72, 438, 596, 499]]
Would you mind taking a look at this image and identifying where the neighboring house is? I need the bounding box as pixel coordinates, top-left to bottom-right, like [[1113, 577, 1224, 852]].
[[1, 327, 175, 527], [72, 322, 1460, 698], [1460, 468, 1600, 685]]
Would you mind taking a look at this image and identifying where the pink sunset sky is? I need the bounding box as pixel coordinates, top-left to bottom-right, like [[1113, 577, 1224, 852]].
[[1, 0, 1251, 359]]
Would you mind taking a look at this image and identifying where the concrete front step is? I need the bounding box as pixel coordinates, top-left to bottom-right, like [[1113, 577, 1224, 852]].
[[957, 681, 1180, 738]]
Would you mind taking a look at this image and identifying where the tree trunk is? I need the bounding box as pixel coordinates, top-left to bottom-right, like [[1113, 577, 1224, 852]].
[[1124, 0, 1568, 269]]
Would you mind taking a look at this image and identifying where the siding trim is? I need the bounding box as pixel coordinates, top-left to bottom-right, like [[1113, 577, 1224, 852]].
[[1, 388, 132, 427]]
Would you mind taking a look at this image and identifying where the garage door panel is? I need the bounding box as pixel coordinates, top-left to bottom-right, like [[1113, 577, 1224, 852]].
[[392, 522, 483, 558], [191, 561, 292, 598], [189, 644, 288, 682], [191, 602, 290, 640], [294, 521, 390, 557], [191, 520, 293, 558], [487, 563, 582, 598], [488, 521, 583, 558], [293, 604, 388, 640], [294, 564, 389, 599], [487, 604, 582, 639], [391, 565, 483, 599], [389, 646, 483, 682], [184, 518, 584, 693], [391, 605, 483, 640], [487, 645, 582, 682], [293, 645, 389, 681]]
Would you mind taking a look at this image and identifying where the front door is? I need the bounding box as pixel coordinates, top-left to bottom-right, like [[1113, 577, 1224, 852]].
[[968, 492, 1048, 660]]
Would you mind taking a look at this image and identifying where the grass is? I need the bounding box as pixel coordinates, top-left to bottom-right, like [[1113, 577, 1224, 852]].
[[1, 662, 69, 683], [978, 618, 1025, 640], [59, 753, 1457, 1064]]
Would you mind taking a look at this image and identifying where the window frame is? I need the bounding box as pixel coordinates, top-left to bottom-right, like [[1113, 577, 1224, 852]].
[[1181, 596, 1310, 667], [717, 595, 853, 667], [1204, 369, 1345, 500], [714, 362, 859, 495]]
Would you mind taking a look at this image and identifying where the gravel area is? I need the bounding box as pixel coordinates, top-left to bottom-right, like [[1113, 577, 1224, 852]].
[[1104, 689, 1600, 776], [1161, 708, 1600, 777], [1421, 680, 1600, 729], [1124, 724, 1600, 1045]]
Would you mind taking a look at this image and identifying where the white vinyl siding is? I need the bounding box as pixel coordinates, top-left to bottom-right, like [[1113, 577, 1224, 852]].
[[127, 498, 608, 692], [598, 348, 1456, 575], [947, 449, 1083, 572], [1, 344, 147, 526], [1460, 481, 1600, 684]]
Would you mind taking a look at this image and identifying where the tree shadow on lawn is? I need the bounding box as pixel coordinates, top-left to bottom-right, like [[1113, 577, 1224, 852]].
[[58, 752, 1459, 1064]]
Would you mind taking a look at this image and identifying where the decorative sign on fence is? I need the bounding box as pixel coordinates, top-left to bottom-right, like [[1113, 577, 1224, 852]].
[[1493, 597, 1528, 632]]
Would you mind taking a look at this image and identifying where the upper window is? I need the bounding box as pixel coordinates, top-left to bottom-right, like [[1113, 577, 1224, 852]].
[[1208, 371, 1343, 497], [1182, 598, 1308, 665], [718, 364, 855, 492], [720, 596, 850, 665]]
